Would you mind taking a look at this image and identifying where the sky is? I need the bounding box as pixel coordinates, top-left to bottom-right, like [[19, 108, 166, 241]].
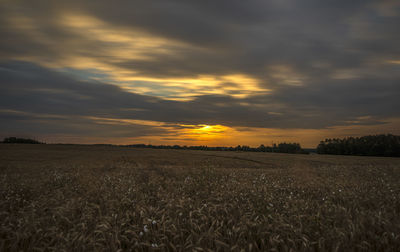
[[1, 0, 400, 148]]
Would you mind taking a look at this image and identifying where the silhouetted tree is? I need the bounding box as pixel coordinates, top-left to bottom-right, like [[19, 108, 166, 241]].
[[316, 134, 400, 157], [126, 142, 308, 154], [2, 137, 42, 144]]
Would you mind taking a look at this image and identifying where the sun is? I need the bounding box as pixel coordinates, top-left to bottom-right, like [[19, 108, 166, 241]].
[[194, 124, 225, 135], [180, 124, 230, 142], [198, 125, 212, 132]]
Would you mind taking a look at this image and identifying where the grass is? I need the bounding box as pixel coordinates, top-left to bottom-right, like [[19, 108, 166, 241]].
[[1, 144, 399, 251]]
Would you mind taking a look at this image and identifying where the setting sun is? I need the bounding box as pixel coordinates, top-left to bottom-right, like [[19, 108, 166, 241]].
[[180, 124, 230, 142]]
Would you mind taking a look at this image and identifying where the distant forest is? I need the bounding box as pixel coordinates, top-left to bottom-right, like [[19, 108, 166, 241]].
[[316, 134, 400, 157], [1, 137, 43, 144], [2, 134, 400, 157], [0, 136, 306, 154], [126, 142, 309, 154]]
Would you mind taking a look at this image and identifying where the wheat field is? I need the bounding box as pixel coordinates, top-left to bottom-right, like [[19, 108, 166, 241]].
[[1, 144, 399, 251]]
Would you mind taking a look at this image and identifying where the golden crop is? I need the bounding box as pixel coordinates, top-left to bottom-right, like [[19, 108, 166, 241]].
[[1, 145, 399, 251]]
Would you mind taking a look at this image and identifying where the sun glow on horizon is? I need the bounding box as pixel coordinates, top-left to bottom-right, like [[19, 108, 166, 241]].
[[181, 124, 231, 142]]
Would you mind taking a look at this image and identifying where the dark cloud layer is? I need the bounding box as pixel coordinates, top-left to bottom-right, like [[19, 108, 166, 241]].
[[2, 0, 399, 79], [1, 61, 398, 132], [0, 0, 400, 143]]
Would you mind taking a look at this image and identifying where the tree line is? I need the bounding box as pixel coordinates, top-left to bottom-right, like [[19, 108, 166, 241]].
[[316, 134, 400, 157], [3, 134, 399, 157], [126, 142, 309, 154], [1, 136, 305, 153], [1, 137, 43, 144]]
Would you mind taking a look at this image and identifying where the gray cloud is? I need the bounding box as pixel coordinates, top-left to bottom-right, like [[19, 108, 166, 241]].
[[2, 0, 399, 80], [0, 1, 400, 142], [80, 0, 400, 79], [0, 61, 398, 132]]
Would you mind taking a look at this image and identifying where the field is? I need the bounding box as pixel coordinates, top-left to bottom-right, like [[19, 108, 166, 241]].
[[1, 144, 400, 251]]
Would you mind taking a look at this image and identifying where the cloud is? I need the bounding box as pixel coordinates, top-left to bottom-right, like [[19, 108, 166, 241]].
[[0, 1, 400, 145], [2, 1, 400, 85], [1, 61, 398, 131]]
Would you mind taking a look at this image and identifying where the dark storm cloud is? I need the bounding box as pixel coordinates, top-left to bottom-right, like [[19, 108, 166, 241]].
[[1, 61, 398, 134], [2, 0, 399, 79], [0, 0, 400, 138], [80, 0, 400, 80]]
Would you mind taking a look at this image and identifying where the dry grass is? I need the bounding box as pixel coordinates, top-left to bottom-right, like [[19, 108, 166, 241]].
[[1, 144, 400, 251]]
